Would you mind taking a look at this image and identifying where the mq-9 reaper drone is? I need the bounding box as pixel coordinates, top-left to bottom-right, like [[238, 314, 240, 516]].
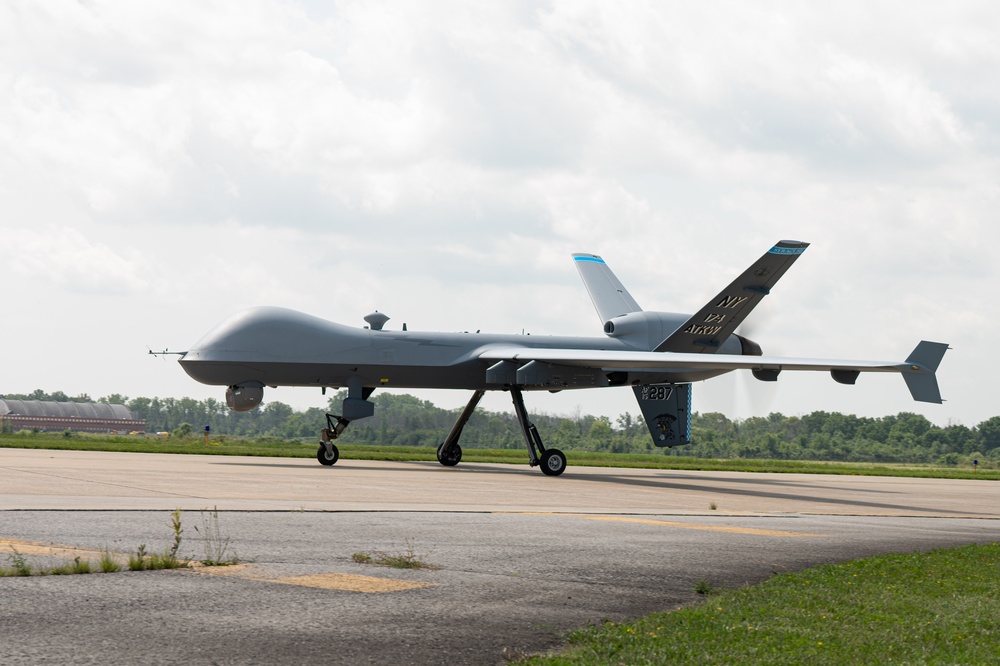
[[173, 241, 948, 476]]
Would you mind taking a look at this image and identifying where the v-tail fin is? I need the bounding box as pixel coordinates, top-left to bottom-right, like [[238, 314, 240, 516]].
[[633, 382, 692, 447], [654, 240, 809, 353], [573, 254, 643, 324]]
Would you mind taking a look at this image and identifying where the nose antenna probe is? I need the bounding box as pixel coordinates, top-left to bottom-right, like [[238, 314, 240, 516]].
[[147, 347, 187, 359]]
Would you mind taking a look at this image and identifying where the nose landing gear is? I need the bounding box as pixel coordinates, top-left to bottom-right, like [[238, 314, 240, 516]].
[[317, 413, 350, 466]]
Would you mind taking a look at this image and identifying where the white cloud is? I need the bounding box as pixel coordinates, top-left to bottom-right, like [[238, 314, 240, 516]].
[[0, 0, 998, 427], [1, 225, 153, 295]]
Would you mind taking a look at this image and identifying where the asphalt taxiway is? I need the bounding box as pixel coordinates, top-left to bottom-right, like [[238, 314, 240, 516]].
[[2, 448, 998, 664]]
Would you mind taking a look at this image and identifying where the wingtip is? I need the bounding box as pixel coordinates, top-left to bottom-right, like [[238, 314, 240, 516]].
[[769, 240, 809, 255], [906, 341, 950, 373]]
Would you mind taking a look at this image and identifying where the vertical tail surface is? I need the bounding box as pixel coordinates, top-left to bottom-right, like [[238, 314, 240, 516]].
[[573, 254, 643, 324], [654, 241, 809, 353]]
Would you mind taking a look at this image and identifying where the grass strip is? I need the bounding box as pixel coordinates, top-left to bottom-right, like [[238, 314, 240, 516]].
[[2, 433, 997, 480], [524, 543, 1000, 665]]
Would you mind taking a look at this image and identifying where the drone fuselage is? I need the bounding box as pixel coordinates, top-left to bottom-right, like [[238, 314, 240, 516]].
[[179, 306, 733, 393]]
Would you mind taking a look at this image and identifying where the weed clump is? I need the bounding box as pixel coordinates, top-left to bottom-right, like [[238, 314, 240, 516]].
[[129, 544, 150, 571], [352, 543, 437, 570], [99, 549, 121, 573], [127, 510, 192, 571], [6, 548, 32, 577], [194, 507, 240, 566], [3, 509, 201, 577], [50, 557, 93, 575]]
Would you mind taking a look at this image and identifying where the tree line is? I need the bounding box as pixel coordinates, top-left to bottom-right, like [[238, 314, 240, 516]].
[[4, 389, 999, 465]]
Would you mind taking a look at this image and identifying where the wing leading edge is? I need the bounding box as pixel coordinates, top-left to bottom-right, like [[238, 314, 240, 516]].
[[479, 340, 949, 403]]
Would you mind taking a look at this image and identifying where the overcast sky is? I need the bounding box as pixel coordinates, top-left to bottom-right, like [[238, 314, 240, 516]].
[[2, 1, 997, 428]]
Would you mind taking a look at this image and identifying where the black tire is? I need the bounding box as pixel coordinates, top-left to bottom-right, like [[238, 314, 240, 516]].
[[540, 448, 566, 476], [436, 443, 462, 467], [317, 443, 339, 466]]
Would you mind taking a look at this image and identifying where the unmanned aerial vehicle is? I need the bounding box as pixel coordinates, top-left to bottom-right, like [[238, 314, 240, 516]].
[[171, 241, 948, 476]]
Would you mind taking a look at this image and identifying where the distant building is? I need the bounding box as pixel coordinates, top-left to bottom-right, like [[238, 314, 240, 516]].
[[0, 400, 146, 434]]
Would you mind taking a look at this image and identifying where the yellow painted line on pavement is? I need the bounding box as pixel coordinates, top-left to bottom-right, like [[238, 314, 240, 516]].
[[3, 538, 434, 592], [0, 538, 111, 559], [185, 562, 254, 576], [270, 573, 435, 593], [499, 512, 826, 537], [189, 564, 435, 593], [583, 515, 826, 537]]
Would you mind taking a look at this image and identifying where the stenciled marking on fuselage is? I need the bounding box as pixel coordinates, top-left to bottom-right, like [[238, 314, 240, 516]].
[[683, 324, 724, 336], [716, 295, 749, 309], [640, 385, 674, 401], [703, 314, 727, 324]]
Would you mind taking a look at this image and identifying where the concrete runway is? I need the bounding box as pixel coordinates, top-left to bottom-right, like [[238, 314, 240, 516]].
[[2, 448, 999, 664]]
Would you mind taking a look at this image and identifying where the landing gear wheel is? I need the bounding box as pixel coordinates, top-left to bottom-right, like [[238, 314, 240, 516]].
[[436, 443, 462, 467], [540, 449, 566, 476], [317, 443, 339, 466]]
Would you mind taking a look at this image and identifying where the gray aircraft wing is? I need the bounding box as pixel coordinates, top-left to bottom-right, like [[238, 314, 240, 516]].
[[479, 340, 949, 403], [654, 240, 809, 353], [573, 254, 643, 323]]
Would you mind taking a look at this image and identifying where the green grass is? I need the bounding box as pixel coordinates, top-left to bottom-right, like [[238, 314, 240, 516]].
[[194, 507, 241, 566], [0, 510, 233, 577], [2, 432, 997, 480], [2, 550, 184, 576], [48, 557, 93, 576], [352, 544, 436, 569], [123, 510, 193, 571], [2, 548, 32, 577], [524, 543, 1000, 665], [99, 549, 122, 573]]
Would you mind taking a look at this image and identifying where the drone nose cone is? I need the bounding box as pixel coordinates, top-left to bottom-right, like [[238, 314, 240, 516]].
[[181, 305, 371, 369]]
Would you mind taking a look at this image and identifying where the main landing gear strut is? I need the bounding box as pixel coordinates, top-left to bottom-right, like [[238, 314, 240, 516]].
[[435, 390, 484, 468], [318, 386, 566, 476], [436, 388, 567, 476]]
